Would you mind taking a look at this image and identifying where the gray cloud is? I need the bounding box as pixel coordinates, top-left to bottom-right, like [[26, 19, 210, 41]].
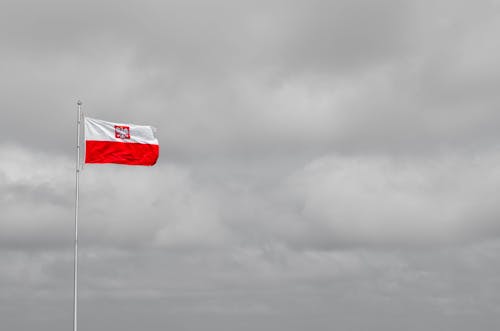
[[3, 0, 500, 330]]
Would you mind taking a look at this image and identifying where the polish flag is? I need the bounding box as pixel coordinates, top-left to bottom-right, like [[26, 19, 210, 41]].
[[84, 117, 159, 166]]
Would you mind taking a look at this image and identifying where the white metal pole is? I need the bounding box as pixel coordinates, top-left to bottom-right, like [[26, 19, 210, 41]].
[[73, 100, 82, 331]]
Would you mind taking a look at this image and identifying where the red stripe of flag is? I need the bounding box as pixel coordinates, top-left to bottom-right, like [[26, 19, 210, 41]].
[[85, 140, 159, 166]]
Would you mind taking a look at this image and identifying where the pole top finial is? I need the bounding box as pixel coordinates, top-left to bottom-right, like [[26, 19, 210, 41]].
[[77, 100, 82, 106]]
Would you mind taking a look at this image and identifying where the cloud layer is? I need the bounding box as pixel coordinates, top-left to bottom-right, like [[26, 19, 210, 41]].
[[2, 0, 500, 330]]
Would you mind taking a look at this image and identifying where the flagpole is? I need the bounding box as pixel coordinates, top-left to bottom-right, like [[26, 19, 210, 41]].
[[73, 100, 82, 331]]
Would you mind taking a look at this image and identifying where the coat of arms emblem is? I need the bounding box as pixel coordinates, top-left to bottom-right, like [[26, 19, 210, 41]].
[[115, 125, 130, 139]]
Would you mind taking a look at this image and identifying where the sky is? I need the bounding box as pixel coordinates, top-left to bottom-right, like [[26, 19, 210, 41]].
[[2, 0, 500, 330]]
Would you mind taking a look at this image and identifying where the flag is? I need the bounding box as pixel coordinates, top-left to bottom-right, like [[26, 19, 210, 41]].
[[84, 117, 159, 166]]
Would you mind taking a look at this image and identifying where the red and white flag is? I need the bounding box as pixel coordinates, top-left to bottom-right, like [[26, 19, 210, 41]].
[[84, 117, 159, 166]]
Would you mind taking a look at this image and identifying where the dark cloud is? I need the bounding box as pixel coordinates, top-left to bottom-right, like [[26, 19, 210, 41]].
[[3, 0, 500, 330]]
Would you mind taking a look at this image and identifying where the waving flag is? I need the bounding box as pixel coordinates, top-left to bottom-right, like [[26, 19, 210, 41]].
[[84, 117, 159, 165]]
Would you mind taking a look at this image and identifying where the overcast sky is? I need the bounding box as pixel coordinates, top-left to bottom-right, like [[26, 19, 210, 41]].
[[2, 0, 500, 330]]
